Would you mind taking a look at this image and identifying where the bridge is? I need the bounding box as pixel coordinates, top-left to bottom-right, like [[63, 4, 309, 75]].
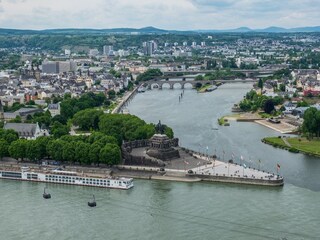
[[144, 79, 258, 90], [162, 69, 277, 78]]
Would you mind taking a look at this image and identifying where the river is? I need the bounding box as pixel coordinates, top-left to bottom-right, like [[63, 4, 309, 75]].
[[1, 83, 319, 240]]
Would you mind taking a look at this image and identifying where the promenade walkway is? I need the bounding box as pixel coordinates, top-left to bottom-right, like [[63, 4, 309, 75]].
[[190, 154, 279, 181]]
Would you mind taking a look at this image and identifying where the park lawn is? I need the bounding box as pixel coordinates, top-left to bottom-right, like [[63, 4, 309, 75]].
[[264, 137, 286, 146], [287, 138, 320, 155]]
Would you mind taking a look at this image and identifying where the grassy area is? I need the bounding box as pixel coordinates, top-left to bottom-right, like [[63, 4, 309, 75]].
[[262, 137, 320, 157], [197, 84, 212, 93], [287, 138, 320, 155], [263, 137, 285, 146]]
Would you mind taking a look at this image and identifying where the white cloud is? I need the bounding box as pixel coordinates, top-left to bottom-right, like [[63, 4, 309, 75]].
[[0, 0, 319, 30]]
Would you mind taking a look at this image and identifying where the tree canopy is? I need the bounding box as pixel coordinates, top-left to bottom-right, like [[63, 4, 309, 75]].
[[136, 69, 163, 82], [302, 107, 320, 138]]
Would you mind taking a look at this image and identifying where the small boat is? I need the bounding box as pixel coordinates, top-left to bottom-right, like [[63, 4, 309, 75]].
[[138, 86, 146, 93], [88, 194, 96, 207], [43, 187, 51, 199]]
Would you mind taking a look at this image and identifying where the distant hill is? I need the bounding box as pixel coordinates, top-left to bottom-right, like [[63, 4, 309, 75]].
[[1, 26, 320, 35], [198, 26, 320, 33]]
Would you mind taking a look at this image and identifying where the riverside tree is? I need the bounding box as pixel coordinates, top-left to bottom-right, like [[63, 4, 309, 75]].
[[99, 143, 121, 165], [8, 139, 28, 161], [302, 107, 320, 138], [0, 138, 9, 160], [263, 99, 275, 114]]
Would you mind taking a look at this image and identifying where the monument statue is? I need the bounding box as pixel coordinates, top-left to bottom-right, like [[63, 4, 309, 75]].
[[146, 120, 180, 161], [155, 120, 165, 134]]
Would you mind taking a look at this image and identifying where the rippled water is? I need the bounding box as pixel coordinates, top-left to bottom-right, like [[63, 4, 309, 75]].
[[1, 83, 320, 239], [1, 179, 319, 240]]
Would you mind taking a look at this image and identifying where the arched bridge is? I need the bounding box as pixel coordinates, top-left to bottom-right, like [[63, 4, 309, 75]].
[[144, 79, 258, 90]]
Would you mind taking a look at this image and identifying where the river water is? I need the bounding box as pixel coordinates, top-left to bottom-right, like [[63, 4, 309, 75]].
[[1, 83, 319, 240]]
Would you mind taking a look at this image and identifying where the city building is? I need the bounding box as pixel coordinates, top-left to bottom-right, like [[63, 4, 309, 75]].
[[143, 41, 157, 56], [103, 45, 114, 56], [3, 122, 49, 140], [65, 49, 71, 56], [47, 103, 61, 117], [42, 60, 77, 74], [89, 49, 99, 57]]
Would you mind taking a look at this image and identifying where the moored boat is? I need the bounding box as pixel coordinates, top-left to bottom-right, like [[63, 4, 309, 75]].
[[0, 167, 134, 190]]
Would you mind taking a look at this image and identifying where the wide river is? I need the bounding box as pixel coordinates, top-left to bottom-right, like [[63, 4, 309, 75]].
[[1, 83, 319, 240]]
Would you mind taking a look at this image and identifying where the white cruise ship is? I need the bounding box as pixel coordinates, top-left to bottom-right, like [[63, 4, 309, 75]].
[[0, 167, 133, 190]]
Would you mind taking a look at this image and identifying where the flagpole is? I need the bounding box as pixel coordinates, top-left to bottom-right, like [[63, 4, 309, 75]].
[[243, 164, 244, 177], [228, 162, 230, 176]]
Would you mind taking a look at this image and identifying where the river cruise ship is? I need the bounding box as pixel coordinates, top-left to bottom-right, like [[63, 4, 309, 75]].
[[0, 167, 134, 190]]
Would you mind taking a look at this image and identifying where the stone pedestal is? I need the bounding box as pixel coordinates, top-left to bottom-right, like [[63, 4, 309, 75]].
[[146, 134, 180, 161]]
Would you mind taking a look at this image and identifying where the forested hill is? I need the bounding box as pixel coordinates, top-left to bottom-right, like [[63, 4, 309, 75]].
[[1, 26, 320, 35], [0, 27, 190, 35]]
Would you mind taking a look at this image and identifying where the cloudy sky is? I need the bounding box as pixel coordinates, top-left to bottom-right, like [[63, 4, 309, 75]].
[[0, 0, 319, 30]]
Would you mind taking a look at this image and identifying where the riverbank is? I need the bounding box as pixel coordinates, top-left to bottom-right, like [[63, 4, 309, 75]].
[[223, 113, 298, 133], [112, 85, 139, 114], [197, 84, 217, 93], [262, 137, 320, 157]]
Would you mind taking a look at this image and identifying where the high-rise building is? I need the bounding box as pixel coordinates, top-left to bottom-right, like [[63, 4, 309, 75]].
[[103, 45, 113, 56], [192, 42, 197, 47], [144, 41, 157, 56], [183, 41, 188, 46], [201, 42, 206, 47]]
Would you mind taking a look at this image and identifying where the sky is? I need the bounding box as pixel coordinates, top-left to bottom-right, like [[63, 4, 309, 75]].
[[0, 0, 319, 30]]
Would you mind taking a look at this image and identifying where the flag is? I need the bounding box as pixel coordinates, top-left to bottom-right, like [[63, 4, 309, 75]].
[[277, 164, 280, 170], [258, 159, 261, 163], [240, 155, 244, 161], [243, 163, 247, 168], [206, 146, 209, 150], [184, 161, 189, 165], [231, 153, 235, 159], [197, 162, 201, 166]]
